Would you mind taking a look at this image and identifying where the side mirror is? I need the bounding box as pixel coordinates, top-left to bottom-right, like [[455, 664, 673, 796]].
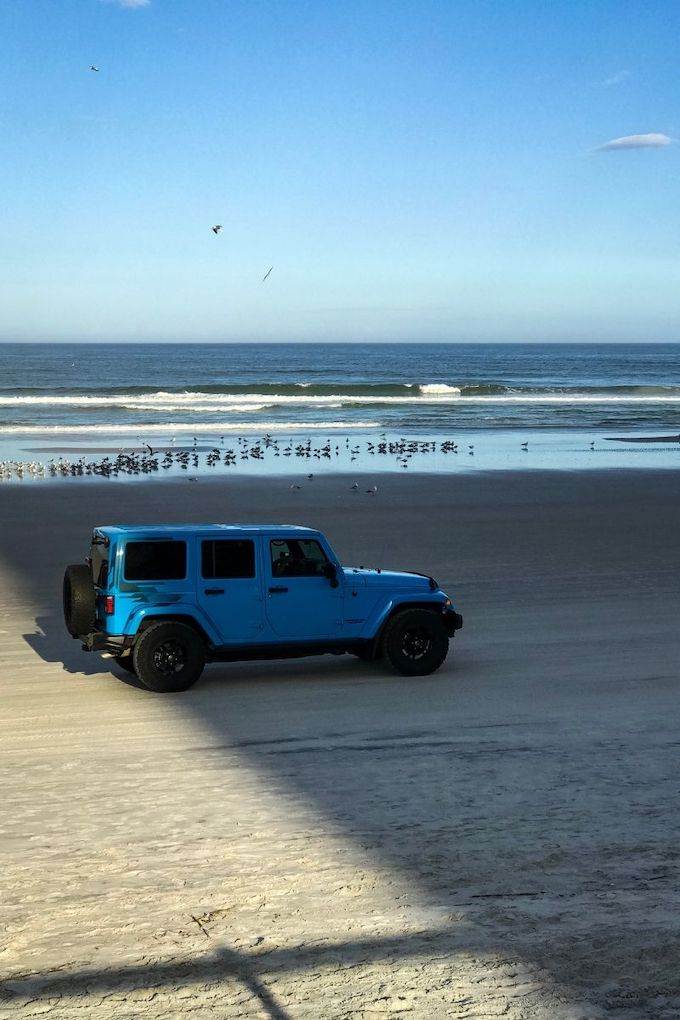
[[323, 562, 339, 588]]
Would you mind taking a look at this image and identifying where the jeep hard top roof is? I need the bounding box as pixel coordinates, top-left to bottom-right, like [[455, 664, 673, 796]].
[[94, 524, 321, 538]]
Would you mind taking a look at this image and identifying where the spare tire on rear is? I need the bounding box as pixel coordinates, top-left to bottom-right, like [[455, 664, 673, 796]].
[[63, 564, 96, 638]]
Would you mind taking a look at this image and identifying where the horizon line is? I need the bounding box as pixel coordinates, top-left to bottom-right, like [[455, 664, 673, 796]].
[[1, 339, 680, 346]]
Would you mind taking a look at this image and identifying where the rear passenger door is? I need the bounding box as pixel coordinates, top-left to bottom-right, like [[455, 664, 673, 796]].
[[196, 537, 264, 644]]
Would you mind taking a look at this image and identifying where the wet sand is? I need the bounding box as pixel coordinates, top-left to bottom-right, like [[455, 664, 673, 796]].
[[1, 470, 680, 1018]]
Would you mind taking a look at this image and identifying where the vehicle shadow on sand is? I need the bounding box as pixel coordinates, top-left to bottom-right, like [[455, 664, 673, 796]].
[[23, 613, 105, 676]]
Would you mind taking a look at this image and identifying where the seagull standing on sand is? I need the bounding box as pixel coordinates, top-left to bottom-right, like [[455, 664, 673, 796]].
[[262, 266, 273, 283]]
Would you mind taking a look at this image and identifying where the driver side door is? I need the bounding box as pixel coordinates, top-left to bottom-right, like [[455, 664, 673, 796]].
[[265, 537, 344, 640]]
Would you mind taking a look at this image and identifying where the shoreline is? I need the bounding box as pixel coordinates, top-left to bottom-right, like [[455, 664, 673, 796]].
[[4, 425, 680, 483]]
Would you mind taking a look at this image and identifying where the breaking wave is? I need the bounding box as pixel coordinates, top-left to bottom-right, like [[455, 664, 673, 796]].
[[3, 383, 680, 411]]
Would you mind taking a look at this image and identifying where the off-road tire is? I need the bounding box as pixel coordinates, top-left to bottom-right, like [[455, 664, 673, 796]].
[[132, 621, 206, 693], [381, 608, 449, 677], [63, 564, 96, 638], [113, 654, 136, 676]]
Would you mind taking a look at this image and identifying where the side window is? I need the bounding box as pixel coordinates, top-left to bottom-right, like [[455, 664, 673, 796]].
[[270, 539, 329, 578], [202, 540, 255, 579], [90, 543, 109, 588], [124, 541, 186, 581]]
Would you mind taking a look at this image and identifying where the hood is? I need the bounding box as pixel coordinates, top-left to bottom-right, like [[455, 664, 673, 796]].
[[343, 567, 435, 590]]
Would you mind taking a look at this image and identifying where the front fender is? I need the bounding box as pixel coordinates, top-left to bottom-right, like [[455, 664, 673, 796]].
[[124, 603, 221, 645], [361, 593, 447, 640]]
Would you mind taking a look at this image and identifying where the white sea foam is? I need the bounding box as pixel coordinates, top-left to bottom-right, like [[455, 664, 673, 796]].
[[418, 383, 462, 395], [0, 421, 380, 435], [120, 402, 269, 413], [3, 389, 680, 409]]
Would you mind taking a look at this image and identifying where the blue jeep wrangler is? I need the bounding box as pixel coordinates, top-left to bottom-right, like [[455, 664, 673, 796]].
[[63, 525, 463, 693]]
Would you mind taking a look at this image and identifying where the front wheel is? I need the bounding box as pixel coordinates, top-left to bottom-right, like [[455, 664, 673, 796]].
[[133, 621, 206, 693], [381, 609, 449, 676]]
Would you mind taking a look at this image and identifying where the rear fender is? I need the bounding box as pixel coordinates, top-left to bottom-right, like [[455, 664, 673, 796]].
[[125, 604, 219, 646]]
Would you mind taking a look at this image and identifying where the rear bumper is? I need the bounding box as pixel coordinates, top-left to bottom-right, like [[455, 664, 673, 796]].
[[81, 632, 134, 654], [443, 609, 463, 636]]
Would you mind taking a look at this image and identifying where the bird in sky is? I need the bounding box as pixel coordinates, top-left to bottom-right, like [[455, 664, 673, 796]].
[[90, 65, 99, 72], [212, 225, 222, 234], [262, 266, 273, 282]]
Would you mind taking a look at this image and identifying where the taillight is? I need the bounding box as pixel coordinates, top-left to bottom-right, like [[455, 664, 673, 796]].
[[104, 595, 115, 615]]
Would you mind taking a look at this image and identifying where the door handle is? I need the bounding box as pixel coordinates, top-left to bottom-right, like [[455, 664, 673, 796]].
[[204, 588, 225, 595], [268, 586, 288, 594]]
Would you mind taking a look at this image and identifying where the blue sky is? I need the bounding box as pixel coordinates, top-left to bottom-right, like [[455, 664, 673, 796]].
[[1, 0, 679, 342]]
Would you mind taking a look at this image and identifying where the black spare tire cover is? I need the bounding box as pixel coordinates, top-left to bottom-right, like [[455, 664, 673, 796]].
[[63, 563, 96, 637]]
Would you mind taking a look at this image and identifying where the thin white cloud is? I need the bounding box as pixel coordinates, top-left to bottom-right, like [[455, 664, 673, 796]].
[[597, 132, 672, 151], [602, 70, 630, 87]]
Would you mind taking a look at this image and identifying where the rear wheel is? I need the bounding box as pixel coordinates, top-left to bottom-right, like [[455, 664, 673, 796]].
[[113, 653, 136, 676], [133, 621, 205, 693], [63, 564, 96, 638], [382, 608, 449, 676]]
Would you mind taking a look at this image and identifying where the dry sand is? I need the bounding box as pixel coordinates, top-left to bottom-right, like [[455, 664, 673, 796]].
[[1, 470, 679, 1019]]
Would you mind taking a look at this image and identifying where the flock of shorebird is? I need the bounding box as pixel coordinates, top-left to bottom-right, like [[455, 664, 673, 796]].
[[0, 433, 601, 484], [0, 433, 507, 483]]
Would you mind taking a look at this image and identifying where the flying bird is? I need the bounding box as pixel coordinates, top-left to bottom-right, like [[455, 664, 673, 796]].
[[90, 65, 100, 72], [212, 225, 222, 234], [262, 266, 273, 283]]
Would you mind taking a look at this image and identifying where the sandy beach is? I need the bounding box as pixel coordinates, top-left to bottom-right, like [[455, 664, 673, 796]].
[[1, 469, 680, 1019]]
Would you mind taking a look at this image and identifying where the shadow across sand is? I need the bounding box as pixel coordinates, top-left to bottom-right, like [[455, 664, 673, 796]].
[[4, 926, 485, 1016]]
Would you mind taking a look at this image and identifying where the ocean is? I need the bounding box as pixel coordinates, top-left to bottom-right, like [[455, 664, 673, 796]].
[[1, 342, 680, 479]]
